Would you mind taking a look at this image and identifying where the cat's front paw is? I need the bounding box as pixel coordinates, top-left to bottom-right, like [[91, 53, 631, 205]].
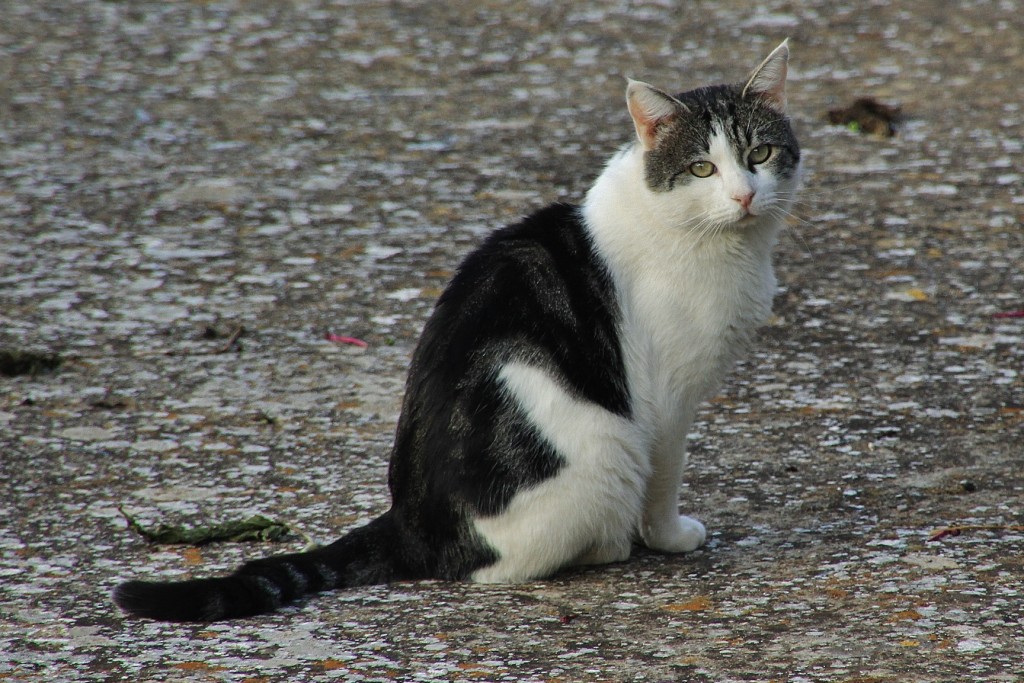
[[642, 515, 706, 553]]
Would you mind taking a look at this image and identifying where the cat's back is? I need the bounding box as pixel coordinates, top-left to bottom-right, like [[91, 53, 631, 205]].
[[442, 202, 605, 311], [415, 202, 627, 409]]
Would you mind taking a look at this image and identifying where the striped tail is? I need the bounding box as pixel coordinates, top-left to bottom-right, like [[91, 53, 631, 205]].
[[113, 513, 398, 622]]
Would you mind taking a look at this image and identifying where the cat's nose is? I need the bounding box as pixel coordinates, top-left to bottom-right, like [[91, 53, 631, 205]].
[[732, 191, 755, 211]]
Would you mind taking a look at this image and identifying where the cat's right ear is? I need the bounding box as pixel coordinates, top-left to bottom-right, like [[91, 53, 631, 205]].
[[626, 79, 688, 151]]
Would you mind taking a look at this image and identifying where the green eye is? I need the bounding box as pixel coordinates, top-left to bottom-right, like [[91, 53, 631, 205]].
[[748, 144, 773, 165], [689, 161, 716, 178]]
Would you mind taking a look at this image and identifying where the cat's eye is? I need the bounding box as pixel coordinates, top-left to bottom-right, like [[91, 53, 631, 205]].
[[748, 144, 773, 166], [689, 161, 716, 178]]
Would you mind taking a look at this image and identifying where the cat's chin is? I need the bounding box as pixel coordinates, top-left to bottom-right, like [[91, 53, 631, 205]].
[[717, 212, 768, 232], [733, 207, 786, 230]]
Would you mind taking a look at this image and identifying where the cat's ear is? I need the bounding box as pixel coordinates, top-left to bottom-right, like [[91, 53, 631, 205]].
[[742, 39, 790, 113], [626, 79, 688, 151]]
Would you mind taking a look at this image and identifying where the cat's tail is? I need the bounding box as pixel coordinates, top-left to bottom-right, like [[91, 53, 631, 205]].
[[112, 513, 400, 622]]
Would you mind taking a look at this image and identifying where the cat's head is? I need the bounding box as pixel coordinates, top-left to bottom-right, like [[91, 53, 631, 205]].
[[626, 41, 801, 231]]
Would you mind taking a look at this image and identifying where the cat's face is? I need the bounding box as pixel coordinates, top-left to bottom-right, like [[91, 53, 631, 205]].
[[627, 42, 801, 233]]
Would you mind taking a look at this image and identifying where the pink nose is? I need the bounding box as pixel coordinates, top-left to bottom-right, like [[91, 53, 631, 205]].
[[733, 191, 755, 211]]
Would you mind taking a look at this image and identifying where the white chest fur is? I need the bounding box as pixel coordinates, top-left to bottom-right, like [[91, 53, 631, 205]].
[[583, 146, 781, 430]]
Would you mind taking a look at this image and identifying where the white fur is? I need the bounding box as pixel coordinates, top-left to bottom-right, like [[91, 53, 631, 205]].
[[471, 361, 648, 582], [469, 116, 799, 584]]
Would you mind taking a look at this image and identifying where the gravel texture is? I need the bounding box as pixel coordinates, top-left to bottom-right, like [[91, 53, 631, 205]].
[[1, 1, 1022, 681]]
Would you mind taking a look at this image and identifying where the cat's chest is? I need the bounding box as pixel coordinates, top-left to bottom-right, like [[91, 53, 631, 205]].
[[634, 261, 772, 338], [617, 250, 775, 399]]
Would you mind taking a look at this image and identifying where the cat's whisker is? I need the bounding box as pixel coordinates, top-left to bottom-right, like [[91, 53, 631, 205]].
[[772, 191, 832, 215], [766, 206, 813, 256], [670, 209, 714, 235], [772, 197, 818, 217], [674, 212, 727, 260]]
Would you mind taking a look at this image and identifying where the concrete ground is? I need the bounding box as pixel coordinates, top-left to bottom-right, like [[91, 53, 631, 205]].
[[1, 1, 1021, 681]]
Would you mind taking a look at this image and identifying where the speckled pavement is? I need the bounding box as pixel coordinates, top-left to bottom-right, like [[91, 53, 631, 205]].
[[1, 2, 1022, 681]]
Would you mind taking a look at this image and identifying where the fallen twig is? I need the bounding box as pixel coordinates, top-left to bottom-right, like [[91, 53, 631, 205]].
[[214, 325, 245, 353]]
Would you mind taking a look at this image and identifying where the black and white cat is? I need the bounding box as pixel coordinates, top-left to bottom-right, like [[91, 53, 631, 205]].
[[114, 41, 801, 621]]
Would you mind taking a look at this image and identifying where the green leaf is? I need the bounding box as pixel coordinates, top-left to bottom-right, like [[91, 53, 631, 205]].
[[118, 506, 291, 545]]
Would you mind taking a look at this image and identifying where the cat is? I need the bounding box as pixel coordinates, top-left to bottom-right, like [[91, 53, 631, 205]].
[[113, 40, 801, 622]]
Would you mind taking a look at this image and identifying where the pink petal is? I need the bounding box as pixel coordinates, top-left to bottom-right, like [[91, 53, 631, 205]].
[[325, 333, 368, 348]]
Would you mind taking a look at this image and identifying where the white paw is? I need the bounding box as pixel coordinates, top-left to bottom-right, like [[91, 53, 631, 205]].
[[643, 515, 707, 553]]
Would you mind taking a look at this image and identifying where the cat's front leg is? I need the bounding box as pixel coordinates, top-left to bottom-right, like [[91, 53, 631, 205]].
[[640, 439, 706, 553]]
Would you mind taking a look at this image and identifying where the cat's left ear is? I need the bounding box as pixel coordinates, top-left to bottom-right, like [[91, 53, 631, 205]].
[[626, 79, 689, 151], [742, 39, 790, 113]]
